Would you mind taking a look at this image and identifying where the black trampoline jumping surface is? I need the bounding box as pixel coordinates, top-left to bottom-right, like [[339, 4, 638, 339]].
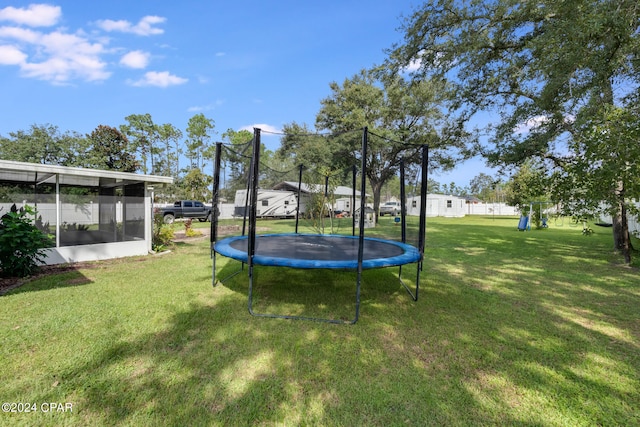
[[214, 233, 421, 269]]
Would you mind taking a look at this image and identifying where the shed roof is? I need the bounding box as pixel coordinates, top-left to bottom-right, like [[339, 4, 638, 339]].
[[0, 160, 174, 187]]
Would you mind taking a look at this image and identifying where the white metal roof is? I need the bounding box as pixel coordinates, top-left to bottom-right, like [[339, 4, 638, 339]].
[[0, 160, 174, 187]]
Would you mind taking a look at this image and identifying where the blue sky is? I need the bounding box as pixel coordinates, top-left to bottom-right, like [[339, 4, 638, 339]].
[[0, 1, 494, 186]]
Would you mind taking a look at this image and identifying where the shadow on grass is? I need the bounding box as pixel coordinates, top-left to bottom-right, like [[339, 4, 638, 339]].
[[1, 265, 94, 296], [214, 257, 419, 323], [58, 298, 502, 425]]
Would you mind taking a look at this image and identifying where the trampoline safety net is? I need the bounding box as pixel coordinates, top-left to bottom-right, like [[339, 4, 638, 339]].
[[210, 127, 428, 324]]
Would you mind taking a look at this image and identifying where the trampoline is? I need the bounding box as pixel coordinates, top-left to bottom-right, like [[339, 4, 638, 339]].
[[211, 127, 429, 324], [214, 233, 421, 270]]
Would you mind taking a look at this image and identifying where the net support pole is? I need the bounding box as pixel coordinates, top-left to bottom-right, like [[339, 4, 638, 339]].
[[247, 128, 261, 315], [295, 164, 303, 234], [399, 145, 428, 301], [399, 158, 407, 243], [413, 144, 429, 301], [398, 157, 409, 295], [352, 165, 357, 236], [353, 127, 368, 324], [418, 144, 428, 257], [211, 142, 222, 286]]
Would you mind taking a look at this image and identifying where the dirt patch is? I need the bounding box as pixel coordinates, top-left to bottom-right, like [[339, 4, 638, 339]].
[[172, 225, 269, 242], [0, 263, 96, 296]]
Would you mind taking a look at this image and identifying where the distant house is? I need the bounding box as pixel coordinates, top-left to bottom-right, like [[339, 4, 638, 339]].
[[406, 194, 466, 217], [273, 181, 367, 215], [0, 160, 173, 265]]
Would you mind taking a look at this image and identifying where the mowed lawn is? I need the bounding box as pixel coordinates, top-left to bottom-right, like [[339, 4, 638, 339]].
[[1, 216, 638, 426]]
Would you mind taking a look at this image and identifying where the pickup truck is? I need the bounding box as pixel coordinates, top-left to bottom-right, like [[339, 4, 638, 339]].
[[379, 201, 402, 216], [156, 200, 212, 224]]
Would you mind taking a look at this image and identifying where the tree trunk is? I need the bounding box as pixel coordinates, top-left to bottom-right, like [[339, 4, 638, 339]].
[[612, 182, 632, 264], [370, 179, 383, 223]]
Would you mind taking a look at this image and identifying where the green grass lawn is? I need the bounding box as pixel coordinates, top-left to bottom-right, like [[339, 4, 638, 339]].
[[1, 216, 639, 426]]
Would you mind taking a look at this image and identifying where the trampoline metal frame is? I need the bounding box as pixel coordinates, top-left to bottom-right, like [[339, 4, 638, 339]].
[[211, 127, 428, 324]]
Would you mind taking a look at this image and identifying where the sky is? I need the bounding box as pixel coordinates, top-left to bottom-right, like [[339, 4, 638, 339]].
[[0, 1, 496, 187]]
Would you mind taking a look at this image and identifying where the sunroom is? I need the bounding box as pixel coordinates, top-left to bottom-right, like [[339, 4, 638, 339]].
[[0, 160, 173, 265]]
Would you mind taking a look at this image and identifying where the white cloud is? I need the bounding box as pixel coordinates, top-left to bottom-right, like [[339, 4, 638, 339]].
[[513, 116, 548, 134], [128, 71, 188, 87], [0, 4, 61, 27], [0, 44, 27, 64], [120, 50, 150, 69], [240, 124, 281, 134], [187, 100, 225, 112], [96, 15, 166, 36], [404, 58, 422, 73], [0, 8, 173, 85], [513, 114, 576, 134], [0, 26, 110, 83], [0, 26, 41, 44]]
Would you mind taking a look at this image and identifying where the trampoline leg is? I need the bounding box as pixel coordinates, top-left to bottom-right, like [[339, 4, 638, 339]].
[[398, 263, 420, 301], [248, 266, 255, 315], [248, 266, 360, 325], [353, 270, 361, 324], [212, 252, 217, 288]]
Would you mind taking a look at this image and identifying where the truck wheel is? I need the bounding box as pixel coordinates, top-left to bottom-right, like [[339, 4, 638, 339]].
[[163, 214, 175, 224]]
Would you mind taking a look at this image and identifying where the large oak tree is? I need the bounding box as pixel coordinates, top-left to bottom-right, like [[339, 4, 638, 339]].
[[280, 68, 470, 218], [390, 0, 640, 262]]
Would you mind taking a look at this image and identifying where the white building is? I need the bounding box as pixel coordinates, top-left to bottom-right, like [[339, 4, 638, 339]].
[[406, 194, 467, 217], [273, 181, 366, 215]]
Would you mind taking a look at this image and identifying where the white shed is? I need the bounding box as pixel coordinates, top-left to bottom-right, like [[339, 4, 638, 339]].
[[406, 194, 466, 217]]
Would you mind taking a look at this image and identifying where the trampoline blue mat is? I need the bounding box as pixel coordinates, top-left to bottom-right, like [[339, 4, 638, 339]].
[[214, 233, 421, 269]]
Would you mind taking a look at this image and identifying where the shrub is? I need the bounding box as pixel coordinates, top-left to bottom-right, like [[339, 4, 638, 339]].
[[184, 219, 202, 237], [0, 204, 54, 277], [152, 213, 174, 252]]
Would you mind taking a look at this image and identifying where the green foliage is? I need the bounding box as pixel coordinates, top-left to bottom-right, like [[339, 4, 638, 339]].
[[152, 213, 174, 252], [86, 125, 139, 172], [300, 181, 335, 234], [504, 161, 550, 208], [60, 222, 90, 232], [0, 204, 54, 277], [120, 113, 158, 175], [157, 123, 183, 177], [469, 173, 504, 202], [0, 124, 89, 166], [182, 168, 212, 202], [305, 68, 468, 217], [557, 105, 640, 217], [277, 122, 337, 170], [391, 0, 640, 261], [185, 113, 216, 170], [184, 219, 202, 237]]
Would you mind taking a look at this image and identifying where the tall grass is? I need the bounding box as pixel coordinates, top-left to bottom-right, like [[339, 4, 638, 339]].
[[0, 216, 638, 426]]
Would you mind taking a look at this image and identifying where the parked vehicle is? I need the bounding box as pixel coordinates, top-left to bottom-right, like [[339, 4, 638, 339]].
[[379, 201, 401, 216], [234, 190, 302, 218], [156, 200, 212, 224]]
